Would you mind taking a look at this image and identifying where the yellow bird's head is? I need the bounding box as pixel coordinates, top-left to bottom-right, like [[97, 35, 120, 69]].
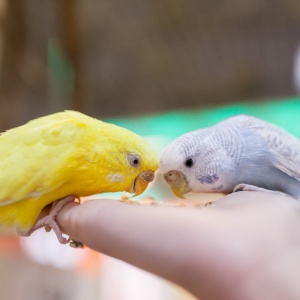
[[94, 121, 159, 197]]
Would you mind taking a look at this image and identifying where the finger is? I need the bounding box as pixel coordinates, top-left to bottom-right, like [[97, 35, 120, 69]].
[[56, 198, 216, 295]]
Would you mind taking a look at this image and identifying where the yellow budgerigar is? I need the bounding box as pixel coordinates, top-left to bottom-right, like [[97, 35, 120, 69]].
[[0, 110, 158, 245]]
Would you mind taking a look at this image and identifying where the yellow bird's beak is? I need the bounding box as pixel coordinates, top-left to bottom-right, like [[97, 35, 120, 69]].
[[163, 170, 190, 199], [127, 170, 155, 197]]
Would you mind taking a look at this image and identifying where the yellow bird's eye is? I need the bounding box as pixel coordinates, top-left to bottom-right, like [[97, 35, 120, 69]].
[[128, 153, 141, 168]]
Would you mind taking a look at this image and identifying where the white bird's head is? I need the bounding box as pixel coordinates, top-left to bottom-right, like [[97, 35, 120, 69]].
[[159, 129, 234, 198]]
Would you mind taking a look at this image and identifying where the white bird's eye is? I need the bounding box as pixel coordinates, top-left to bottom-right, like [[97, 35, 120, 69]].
[[128, 154, 141, 168], [185, 158, 194, 168]]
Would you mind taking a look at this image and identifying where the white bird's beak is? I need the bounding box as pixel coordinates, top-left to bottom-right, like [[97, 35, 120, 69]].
[[127, 170, 155, 197], [163, 170, 190, 199]]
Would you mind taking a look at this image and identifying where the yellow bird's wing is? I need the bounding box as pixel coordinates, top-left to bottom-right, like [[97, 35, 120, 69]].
[[0, 111, 88, 206]]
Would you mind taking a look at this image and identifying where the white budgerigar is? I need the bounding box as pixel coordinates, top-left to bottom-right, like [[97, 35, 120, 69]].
[[159, 115, 300, 199]]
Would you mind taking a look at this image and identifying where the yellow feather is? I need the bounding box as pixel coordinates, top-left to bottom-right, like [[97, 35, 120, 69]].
[[0, 111, 158, 234]]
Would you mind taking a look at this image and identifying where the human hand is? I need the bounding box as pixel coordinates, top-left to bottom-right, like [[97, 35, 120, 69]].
[[57, 192, 300, 300]]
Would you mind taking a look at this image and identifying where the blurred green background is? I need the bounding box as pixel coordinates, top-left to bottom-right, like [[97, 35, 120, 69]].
[[0, 1, 300, 300], [107, 96, 300, 142]]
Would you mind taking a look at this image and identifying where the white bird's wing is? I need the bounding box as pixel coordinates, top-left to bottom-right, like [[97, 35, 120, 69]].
[[245, 116, 300, 180]]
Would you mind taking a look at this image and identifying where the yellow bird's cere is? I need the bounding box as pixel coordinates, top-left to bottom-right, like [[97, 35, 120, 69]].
[[0, 110, 158, 243]]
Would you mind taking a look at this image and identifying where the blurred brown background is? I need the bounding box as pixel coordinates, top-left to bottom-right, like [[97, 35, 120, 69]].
[[0, 0, 299, 130]]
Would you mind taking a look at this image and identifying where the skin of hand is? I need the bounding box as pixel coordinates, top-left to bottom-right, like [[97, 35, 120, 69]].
[[57, 192, 300, 300]]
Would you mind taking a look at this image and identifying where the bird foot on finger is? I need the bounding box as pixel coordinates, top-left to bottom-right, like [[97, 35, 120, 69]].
[[233, 184, 271, 193], [233, 184, 295, 199], [25, 195, 79, 244]]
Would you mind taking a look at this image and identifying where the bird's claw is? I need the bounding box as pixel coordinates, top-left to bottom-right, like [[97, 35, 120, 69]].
[[233, 184, 296, 199], [26, 195, 81, 245], [233, 183, 267, 193]]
